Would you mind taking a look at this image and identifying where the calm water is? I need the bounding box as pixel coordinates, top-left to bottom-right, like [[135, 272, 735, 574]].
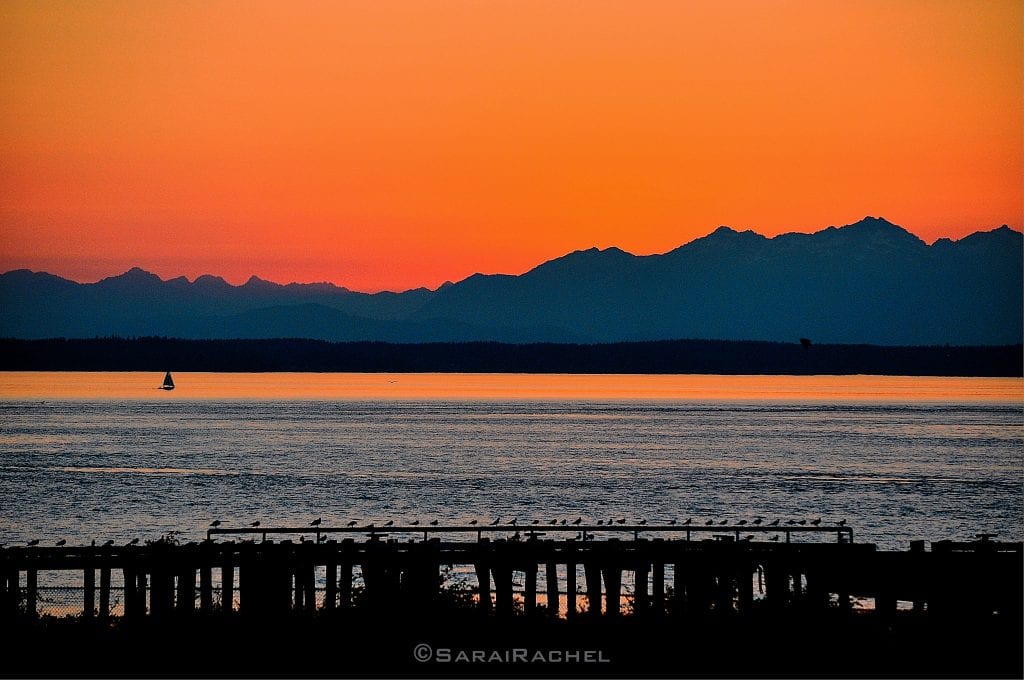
[[1, 373, 1021, 550]]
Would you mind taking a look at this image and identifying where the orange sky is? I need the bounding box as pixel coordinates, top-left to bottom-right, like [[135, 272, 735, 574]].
[[1, 1, 1021, 292]]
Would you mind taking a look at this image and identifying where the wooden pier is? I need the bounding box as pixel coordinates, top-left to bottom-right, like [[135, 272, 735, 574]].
[[2, 526, 1021, 678], [2, 525, 1019, 622]]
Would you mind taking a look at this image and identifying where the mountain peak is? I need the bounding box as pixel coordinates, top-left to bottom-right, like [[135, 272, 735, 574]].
[[193, 274, 228, 285], [243, 275, 280, 289], [821, 216, 925, 247], [98, 267, 163, 286]]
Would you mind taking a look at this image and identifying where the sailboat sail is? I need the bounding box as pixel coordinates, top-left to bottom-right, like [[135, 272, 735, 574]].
[[161, 371, 175, 390]]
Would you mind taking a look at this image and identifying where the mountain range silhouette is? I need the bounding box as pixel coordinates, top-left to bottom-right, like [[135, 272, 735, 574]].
[[2, 217, 1020, 345]]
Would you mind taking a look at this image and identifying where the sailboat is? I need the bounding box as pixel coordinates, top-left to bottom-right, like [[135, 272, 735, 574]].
[[160, 371, 175, 391]]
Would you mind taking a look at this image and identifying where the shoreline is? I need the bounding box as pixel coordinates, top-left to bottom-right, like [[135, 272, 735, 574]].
[[1, 337, 1021, 377]]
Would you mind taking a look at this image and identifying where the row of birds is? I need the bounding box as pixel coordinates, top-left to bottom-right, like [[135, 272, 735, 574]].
[[24, 538, 138, 547], [14, 517, 845, 548], [208, 516, 847, 529]]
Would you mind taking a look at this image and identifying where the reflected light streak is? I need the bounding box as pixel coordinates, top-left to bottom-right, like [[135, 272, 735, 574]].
[[0, 372, 1020, 403]]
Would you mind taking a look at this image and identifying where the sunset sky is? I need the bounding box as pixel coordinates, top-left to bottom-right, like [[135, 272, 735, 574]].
[[1, 1, 1021, 292]]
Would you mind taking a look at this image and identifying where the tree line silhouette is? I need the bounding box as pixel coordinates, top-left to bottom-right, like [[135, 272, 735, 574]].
[[0, 337, 1020, 376]]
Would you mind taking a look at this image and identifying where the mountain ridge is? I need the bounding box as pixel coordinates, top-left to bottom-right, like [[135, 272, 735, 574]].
[[2, 217, 1020, 345]]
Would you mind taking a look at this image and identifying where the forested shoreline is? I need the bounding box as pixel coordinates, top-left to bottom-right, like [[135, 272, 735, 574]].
[[0, 337, 1020, 376]]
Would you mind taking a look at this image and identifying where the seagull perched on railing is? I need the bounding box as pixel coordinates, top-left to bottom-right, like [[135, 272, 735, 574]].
[[55, 539, 66, 547], [705, 519, 714, 526], [752, 518, 763, 526], [347, 520, 358, 527], [616, 518, 626, 525], [719, 520, 729, 526], [410, 520, 420, 526], [103, 540, 114, 547], [683, 519, 692, 526], [573, 517, 583, 525], [311, 518, 322, 527], [209, 520, 221, 528], [769, 519, 779, 526], [737, 520, 747, 526], [250, 521, 261, 528], [127, 538, 139, 546], [490, 517, 500, 526], [769, 535, 780, 542], [27, 539, 39, 547], [638, 519, 647, 526], [810, 518, 822, 526], [508, 518, 517, 526], [429, 519, 439, 526], [837, 519, 847, 526], [384, 520, 393, 527]]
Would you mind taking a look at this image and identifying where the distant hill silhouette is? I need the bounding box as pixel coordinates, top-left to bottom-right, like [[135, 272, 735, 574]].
[[2, 338, 1019, 376], [1, 217, 1020, 345]]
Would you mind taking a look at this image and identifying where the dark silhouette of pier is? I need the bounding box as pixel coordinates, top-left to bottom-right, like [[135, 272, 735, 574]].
[[1, 527, 1021, 677]]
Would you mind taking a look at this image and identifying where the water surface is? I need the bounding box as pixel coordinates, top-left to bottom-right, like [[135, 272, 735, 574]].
[[1, 372, 1020, 550]]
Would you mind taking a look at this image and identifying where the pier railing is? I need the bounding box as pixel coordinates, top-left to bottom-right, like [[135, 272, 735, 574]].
[[205, 523, 855, 544], [1, 528, 1019, 624]]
